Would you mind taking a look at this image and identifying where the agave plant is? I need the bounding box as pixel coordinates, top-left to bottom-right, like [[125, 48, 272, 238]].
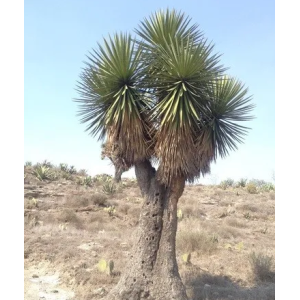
[[74, 9, 254, 300], [33, 165, 55, 181]]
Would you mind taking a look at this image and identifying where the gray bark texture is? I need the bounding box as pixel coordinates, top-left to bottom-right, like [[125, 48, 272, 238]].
[[114, 166, 123, 183], [103, 160, 188, 300]]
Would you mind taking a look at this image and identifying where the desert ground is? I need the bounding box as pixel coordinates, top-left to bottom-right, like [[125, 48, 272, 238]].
[[24, 163, 275, 300]]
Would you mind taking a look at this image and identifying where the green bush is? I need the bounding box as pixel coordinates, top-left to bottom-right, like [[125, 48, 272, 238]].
[[259, 183, 275, 192], [83, 176, 93, 187], [236, 178, 247, 187], [68, 165, 77, 174], [33, 165, 56, 181], [102, 181, 117, 195], [59, 163, 77, 174], [59, 163, 69, 172]]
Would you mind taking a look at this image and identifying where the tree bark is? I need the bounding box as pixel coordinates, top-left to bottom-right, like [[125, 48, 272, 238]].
[[114, 166, 123, 183], [103, 160, 188, 300]]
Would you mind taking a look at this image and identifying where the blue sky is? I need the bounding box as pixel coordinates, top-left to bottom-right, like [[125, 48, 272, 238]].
[[24, 0, 274, 184]]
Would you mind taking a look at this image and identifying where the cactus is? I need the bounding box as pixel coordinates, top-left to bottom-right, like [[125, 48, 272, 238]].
[[107, 260, 114, 276], [177, 209, 183, 220], [182, 253, 191, 264], [31, 198, 38, 207], [98, 259, 107, 272], [97, 259, 114, 276]]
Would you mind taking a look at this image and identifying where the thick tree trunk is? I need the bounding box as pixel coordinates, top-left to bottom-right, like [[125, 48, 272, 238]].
[[103, 160, 188, 300]]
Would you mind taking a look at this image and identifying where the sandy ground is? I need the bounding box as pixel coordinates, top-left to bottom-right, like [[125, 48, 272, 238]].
[[24, 263, 75, 300]]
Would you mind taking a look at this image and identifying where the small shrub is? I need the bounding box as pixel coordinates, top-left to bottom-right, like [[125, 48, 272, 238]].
[[259, 183, 275, 192], [24, 198, 38, 209], [61, 172, 73, 180], [236, 178, 247, 187], [219, 181, 228, 190], [246, 182, 257, 194], [249, 179, 267, 188], [177, 230, 218, 255], [224, 178, 234, 187], [41, 160, 54, 168], [91, 194, 107, 206], [33, 165, 56, 181], [243, 212, 251, 219], [78, 169, 88, 176], [59, 163, 76, 174], [25, 161, 32, 167], [219, 178, 234, 189], [56, 209, 83, 228], [77, 176, 93, 187], [59, 163, 69, 172], [249, 252, 274, 282], [94, 174, 113, 184], [102, 181, 117, 195], [68, 165, 77, 174]]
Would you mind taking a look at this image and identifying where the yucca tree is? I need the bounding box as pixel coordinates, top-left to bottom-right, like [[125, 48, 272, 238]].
[[75, 9, 254, 300]]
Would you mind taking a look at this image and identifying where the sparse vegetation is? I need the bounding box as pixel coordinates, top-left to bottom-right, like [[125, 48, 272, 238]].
[[236, 178, 247, 187], [24, 166, 274, 299], [103, 206, 116, 216], [102, 181, 117, 195], [59, 163, 77, 174], [246, 182, 257, 194], [219, 178, 235, 189], [33, 165, 56, 181], [249, 252, 274, 282], [41, 160, 54, 168], [259, 183, 275, 192], [177, 230, 219, 255], [77, 176, 93, 187], [78, 169, 88, 176], [91, 193, 107, 206]]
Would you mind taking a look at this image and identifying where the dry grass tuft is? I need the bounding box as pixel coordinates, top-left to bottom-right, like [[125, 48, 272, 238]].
[[177, 230, 219, 255], [249, 252, 275, 282], [56, 209, 83, 229]]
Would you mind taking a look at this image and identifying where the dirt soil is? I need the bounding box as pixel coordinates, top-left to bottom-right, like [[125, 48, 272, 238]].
[[24, 166, 275, 300]]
